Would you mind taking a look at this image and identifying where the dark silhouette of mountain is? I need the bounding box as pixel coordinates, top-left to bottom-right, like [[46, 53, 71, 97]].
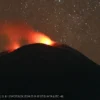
[[0, 51, 9, 56], [0, 43, 100, 100]]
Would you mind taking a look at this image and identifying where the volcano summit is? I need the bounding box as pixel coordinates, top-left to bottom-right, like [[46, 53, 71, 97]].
[[0, 43, 100, 99]]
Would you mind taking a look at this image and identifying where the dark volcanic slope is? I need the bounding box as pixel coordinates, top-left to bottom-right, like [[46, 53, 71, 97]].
[[0, 43, 99, 74], [0, 43, 100, 99]]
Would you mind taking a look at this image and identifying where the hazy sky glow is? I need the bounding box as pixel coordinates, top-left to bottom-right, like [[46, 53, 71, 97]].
[[0, 0, 100, 64]]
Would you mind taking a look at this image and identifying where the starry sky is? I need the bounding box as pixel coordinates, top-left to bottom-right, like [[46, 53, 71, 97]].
[[0, 0, 100, 64]]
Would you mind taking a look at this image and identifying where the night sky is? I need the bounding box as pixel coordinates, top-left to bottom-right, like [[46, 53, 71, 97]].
[[0, 0, 100, 64]]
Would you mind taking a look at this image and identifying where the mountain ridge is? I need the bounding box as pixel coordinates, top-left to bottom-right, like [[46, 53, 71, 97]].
[[0, 43, 100, 99]]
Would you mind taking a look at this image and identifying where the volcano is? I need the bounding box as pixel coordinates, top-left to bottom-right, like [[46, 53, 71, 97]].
[[0, 43, 100, 99]]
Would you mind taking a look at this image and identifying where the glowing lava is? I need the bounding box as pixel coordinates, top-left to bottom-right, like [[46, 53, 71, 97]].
[[28, 32, 54, 46], [0, 20, 56, 52], [6, 42, 20, 52], [11, 43, 20, 50], [40, 37, 53, 45]]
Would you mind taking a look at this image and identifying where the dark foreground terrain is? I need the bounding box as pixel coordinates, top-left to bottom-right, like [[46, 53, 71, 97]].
[[0, 43, 100, 99]]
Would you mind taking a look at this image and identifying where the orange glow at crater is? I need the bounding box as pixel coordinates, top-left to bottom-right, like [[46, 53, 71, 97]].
[[28, 32, 54, 46], [40, 37, 53, 45], [0, 20, 56, 52], [6, 43, 20, 52], [12, 43, 20, 50]]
